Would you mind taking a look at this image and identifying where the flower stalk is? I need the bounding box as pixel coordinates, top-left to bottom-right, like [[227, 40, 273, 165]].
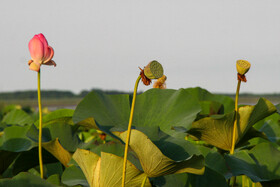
[[121, 75, 141, 187], [230, 60, 250, 155], [230, 78, 241, 155], [122, 61, 164, 187], [230, 60, 250, 187], [37, 70, 44, 178], [28, 33, 56, 179]]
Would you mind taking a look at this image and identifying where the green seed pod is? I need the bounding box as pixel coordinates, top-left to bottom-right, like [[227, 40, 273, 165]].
[[144, 60, 164, 79], [236, 60, 251, 75]]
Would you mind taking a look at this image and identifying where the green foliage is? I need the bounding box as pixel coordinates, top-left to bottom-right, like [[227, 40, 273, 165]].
[[0, 87, 279, 186], [188, 98, 276, 151], [225, 142, 280, 182], [0, 172, 56, 187]]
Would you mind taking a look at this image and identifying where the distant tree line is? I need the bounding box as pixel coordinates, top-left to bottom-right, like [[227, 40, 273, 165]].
[[0, 89, 133, 100], [0, 89, 278, 100]]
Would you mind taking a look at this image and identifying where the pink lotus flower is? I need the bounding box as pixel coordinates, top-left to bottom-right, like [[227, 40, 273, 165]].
[[28, 33, 56, 72]]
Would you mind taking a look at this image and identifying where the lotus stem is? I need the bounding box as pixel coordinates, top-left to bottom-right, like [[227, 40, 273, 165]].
[[230, 78, 241, 187], [242, 175, 245, 187], [122, 75, 142, 187], [230, 79, 241, 155], [37, 70, 44, 178], [141, 175, 148, 187]]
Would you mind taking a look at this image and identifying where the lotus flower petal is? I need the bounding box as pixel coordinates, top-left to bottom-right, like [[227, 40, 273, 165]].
[[43, 46, 54, 64], [29, 61, 41, 72], [28, 36, 44, 64]]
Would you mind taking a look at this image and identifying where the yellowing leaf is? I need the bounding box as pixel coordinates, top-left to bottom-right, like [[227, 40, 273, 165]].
[[188, 98, 276, 151], [116, 130, 205, 177], [100, 152, 150, 187], [72, 148, 100, 187], [77, 117, 98, 129], [42, 138, 72, 167], [73, 149, 151, 187]]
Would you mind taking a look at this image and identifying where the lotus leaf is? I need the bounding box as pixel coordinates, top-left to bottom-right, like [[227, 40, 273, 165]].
[[254, 113, 280, 144], [0, 172, 56, 187], [0, 125, 36, 152], [61, 165, 89, 186], [34, 109, 74, 127], [184, 87, 235, 114], [73, 88, 201, 138], [115, 130, 205, 177], [2, 109, 34, 126], [188, 98, 276, 151], [225, 142, 280, 182], [42, 138, 72, 167], [73, 148, 151, 187]]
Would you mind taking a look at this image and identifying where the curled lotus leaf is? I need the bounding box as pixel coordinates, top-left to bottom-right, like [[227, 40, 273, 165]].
[[188, 98, 276, 151], [73, 148, 151, 187], [114, 129, 205, 177]]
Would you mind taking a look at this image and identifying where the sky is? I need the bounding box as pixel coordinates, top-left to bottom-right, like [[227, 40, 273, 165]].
[[1, 0, 280, 94]]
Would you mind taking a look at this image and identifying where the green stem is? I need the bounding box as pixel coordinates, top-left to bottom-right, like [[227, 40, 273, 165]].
[[122, 75, 142, 187], [141, 175, 148, 187], [230, 79, 241, 155], [230, 79, 241, 187], [37, 70, 43, 179]]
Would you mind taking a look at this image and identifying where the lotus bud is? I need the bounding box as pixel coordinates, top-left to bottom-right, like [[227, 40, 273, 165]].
[[236, 60, 250, 75], [144, 60, 164, 79], [28, 33, 56, 72]]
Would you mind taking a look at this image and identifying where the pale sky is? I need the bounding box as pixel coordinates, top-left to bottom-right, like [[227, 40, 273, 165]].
[[1, 0, 280, 94]]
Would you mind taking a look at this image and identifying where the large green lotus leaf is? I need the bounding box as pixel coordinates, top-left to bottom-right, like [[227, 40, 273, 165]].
[[131, 88, 201, 136], [34, 109, 74, 127], [188, 98, 276, 151], [151, 167, 227, 187], [0, 172, 56, 187], [235, 127, 269, 150], [2, 109, 34, 126], [73, 148, 151, 187], [0, 125, 36, 152], [253, 113, 280, 144], [73, 88, 201, 138], [184, 87, 235, 114], [115, 130, 204, 177], [147, 127, 201, 161], [198, 101, 223, 117], [196, 145, 230, 178], [73, 91, 130, 132], [225, 142, 280, 182], [61, 165, 89, 186], [27, 123, 82, 152], [187, 167, 228, 187]]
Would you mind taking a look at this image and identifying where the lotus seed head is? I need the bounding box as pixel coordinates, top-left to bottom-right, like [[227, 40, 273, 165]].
[[144, 60, 164, 79], [236, 60, 251, 75]]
